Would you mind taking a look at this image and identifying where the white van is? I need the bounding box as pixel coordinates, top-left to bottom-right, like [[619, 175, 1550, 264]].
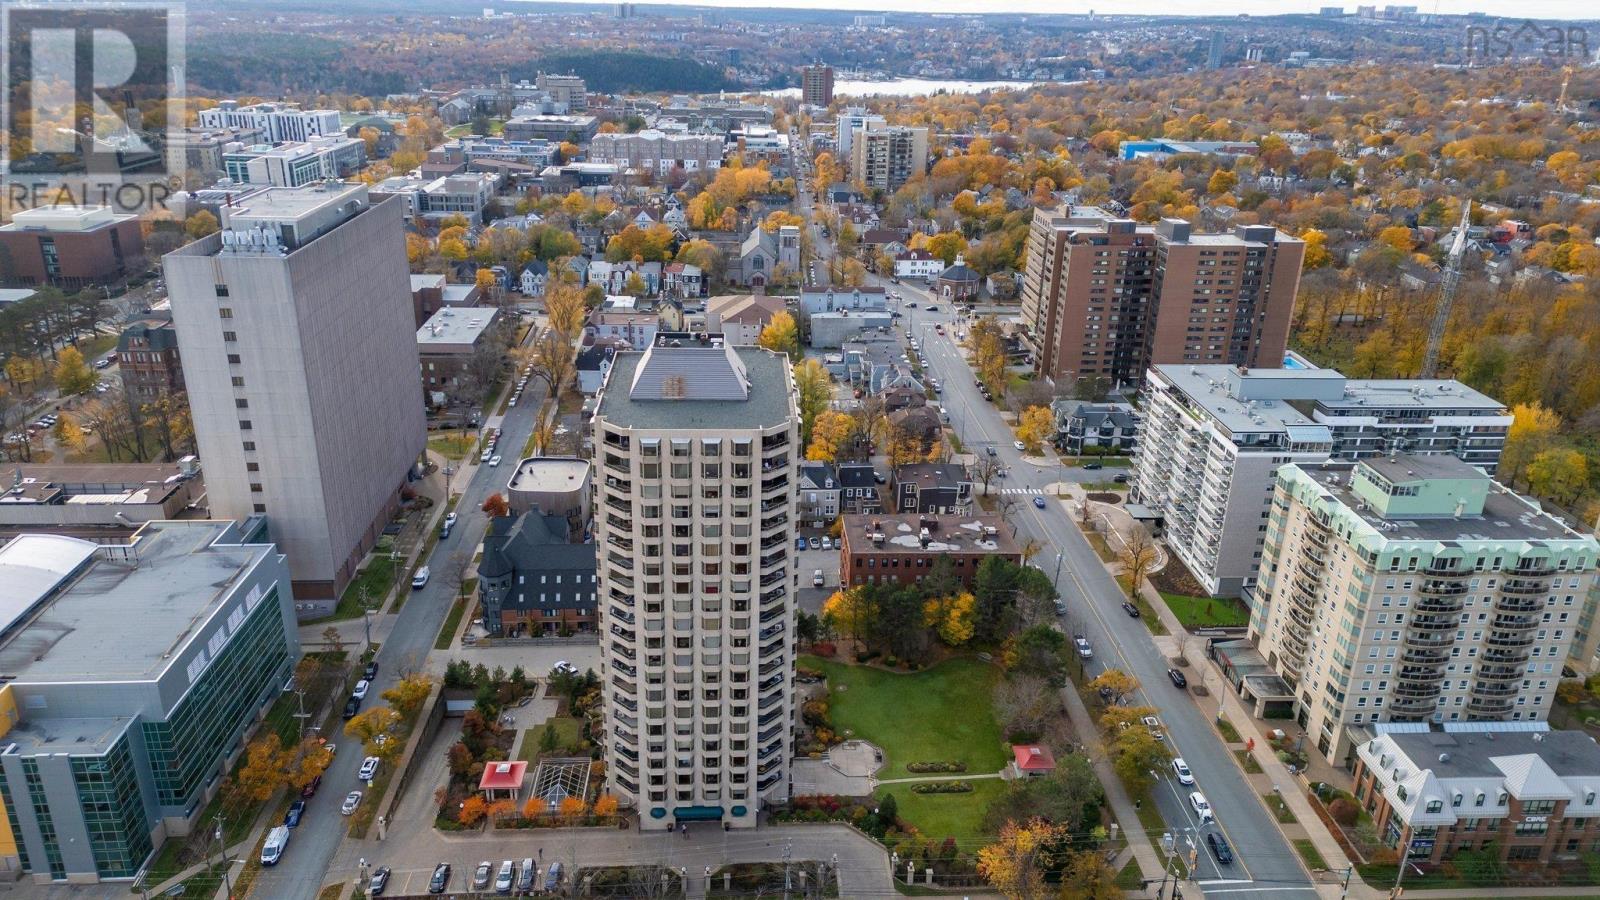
[[260, 825, 290, 866]]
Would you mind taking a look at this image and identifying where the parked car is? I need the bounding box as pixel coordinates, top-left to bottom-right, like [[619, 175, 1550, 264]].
[[412, 566, 430, 588], [1113, 474, 1129, 483], [480, 448, 492, 462], [820, 536, 832, 550], [351, 679, 370, 700], [444, 512, 458, 527], [473, 861, 493, 890], [359, 756, 380, 781], [1172, 758, 1194, 785], [1014, 440, 1026, 451], [341, 790, 363, 815], [1167, 668, 1188, 688], [1121, 601, 1141, 617], [551, 660, 578, 676], [1142, 715, 1164, 740], [796, 536, 807, 550], [364, 661, 379, 680], [428, 863, 452, 894], [283, 799, 306, 827], [1033, 496, 1047, 509], [1084, 461, 1103, 470], [440, 521, 452, 539], [1189, 791, 1213, 822], [369, 866, 392, 896], [300, 774, 322, 798], [544, 862, 563, 892], [343, 696, 361, 719], [495, 860, 516, 893], [813, 569, 825, 587], [517, 858, 536, 892], [808, 536, 821, 550], [1073, 635, 1093, 659], [489, 454, 502, 467], [1207, 832, 1233, 864]]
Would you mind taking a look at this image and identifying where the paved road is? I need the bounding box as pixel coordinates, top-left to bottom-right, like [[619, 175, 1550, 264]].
[[255, 364, 553, 899], [909, 302, 1315, 897]]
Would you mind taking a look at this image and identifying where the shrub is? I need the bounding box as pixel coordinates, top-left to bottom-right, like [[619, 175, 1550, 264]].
[[1328, 797, 1360, 827], [911, 781, 972, 794], [1005, 728, 1042, 744], [884, 655, 898, 667], [907, 761, 967, 773]]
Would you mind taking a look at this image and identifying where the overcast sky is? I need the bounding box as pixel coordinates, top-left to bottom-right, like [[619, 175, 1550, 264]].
[[526, 0, 1593, 19]]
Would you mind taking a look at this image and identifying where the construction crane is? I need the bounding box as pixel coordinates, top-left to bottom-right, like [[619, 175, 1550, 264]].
[[1419, 200, 1471, 379]]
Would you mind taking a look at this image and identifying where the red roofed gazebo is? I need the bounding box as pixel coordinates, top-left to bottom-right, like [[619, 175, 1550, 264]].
[[478, 760, 527, 800], [1011, 744, 1056, 778]]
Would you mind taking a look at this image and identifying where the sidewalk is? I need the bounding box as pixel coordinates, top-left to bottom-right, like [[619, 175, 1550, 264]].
[[1057, 678, 1181, 896]]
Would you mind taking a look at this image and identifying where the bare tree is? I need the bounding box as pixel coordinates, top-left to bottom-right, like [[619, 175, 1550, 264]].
[[996, 494, 1021, 528], [973, 453, 1004, 494], [994, 674, 1057, 737]]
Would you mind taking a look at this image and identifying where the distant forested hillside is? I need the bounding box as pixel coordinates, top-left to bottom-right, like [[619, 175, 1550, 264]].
[[522, 51, 735, 94]]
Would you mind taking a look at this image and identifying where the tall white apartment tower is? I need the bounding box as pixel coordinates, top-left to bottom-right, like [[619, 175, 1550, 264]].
[[592, 332, 799, 829], [164, 183, 425, 604]]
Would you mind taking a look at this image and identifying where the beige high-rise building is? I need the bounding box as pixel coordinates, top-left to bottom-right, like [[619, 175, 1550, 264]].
[[1019, 207, 1304, 388], [593, 332, 799, 829], [849, 125, 928, 193], [1251, 455, 1600, 766]]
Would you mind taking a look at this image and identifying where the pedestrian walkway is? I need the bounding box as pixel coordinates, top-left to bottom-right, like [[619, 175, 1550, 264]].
[[876, 771, 1004, 785]]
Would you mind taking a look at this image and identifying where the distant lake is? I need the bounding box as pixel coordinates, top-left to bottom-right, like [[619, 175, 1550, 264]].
[[764, 78, 1047, 98]]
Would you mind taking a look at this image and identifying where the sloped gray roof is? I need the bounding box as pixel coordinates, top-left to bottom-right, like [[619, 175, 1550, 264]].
[[628, 342, 750, 401]]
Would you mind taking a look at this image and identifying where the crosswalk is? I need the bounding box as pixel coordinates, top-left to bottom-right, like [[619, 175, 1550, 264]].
[[992, 487, 1054, 496]]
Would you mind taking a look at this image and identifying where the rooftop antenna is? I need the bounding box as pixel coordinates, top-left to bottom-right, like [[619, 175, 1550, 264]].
[[1420, 199, 1471, 379]]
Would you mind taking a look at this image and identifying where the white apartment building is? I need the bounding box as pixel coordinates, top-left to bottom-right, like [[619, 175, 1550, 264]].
[[835, 108, 885, 164], [164, 183, 425, 603], [1252, 455, 1600, 766], [221, 136, 367, 187], [588, 130, 724, 175], [592, 332, 799, 829], [197, 101, 342, 144], [1131, 364, 1511, 597]]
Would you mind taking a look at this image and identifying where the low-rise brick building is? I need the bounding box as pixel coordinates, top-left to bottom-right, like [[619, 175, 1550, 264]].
[[1354, 724, 1600, 868], [477, 512, 597, 637], [117, 313, 185, 403], [840, 512, 1019, 588], [0, 205, 144, 290]]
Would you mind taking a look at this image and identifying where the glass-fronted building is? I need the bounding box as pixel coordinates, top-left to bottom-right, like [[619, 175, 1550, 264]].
[[0, 519, 298, 883]]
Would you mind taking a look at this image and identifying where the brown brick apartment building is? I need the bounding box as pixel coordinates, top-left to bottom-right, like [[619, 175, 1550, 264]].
[[1019, 206, 1303, 387], [839, 512, 1019, 588], [1353, 726, 1600, 868], [117, 313, 185, 402], [0, 206, 144, 290]]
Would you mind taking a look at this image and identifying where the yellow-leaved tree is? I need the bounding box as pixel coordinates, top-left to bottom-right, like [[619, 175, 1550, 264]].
[[976, 818, 1064, 900], [806, 410, 857, 462], [1015, 406, 1053, 454], [924, 592, 976, 646]]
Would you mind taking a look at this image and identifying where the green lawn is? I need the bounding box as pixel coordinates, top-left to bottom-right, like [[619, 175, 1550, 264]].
[[435, 596, 469, 650], [800, 656, 1009, 780], [1293, 838, 1328, 871], [1159, 593, 1250, 628], [1235, 749, 1263, 774], [879, 778, 1005, 847], [1264, 792, 1297, 824], [1085, 532, 1118, 563], [1216, 717, 1242, 744], [303, 555, 395, 624], [520, 716, 584, 762], [1114, 576, 1168, 636], [428, 429, 479, 461]]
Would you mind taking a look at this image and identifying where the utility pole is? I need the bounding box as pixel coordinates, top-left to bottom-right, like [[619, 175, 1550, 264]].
[[292, 687, 309, 742], [213, 814, 233, 900], [1339, 864, 1353, 900], [782, 842, 793, 900]]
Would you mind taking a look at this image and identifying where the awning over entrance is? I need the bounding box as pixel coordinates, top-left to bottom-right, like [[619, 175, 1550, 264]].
[[673, 805, 725, 821]]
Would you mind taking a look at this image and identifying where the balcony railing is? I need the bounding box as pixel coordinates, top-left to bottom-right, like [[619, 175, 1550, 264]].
[[1500, 580, 1550, 596]]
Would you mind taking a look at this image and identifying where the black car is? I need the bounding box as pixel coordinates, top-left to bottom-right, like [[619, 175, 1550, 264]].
[[1207, 832, 1234, 864], [1084, 461, 1103, 470], [370, 866, 392, 896], [343, 696, 361, 719], [1121, 601, 1141, 617], [1113, 473, 1129, 483], [428, 863, 452, 894], [1167, 668, 1188, 688], [364, 661, 379, 680]]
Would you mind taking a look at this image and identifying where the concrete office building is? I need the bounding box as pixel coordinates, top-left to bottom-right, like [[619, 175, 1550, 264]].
[[592, 332, 799, 828], [1130, 364, 1511, 597], [503, 114, 599, 143], [0, 520, 299, 882], [536, 72, 588, 112], [506, 456, 592, 539], [196, 101, 341, 144], [220, 135, 366, 188], [849, 125, 928, 193], [166, 127, 266, 180], [801, 64, 835, 107], [1019, 207, 1304, 387], [164, 183, 426, 604], [1251, 456, 1600, 765]]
